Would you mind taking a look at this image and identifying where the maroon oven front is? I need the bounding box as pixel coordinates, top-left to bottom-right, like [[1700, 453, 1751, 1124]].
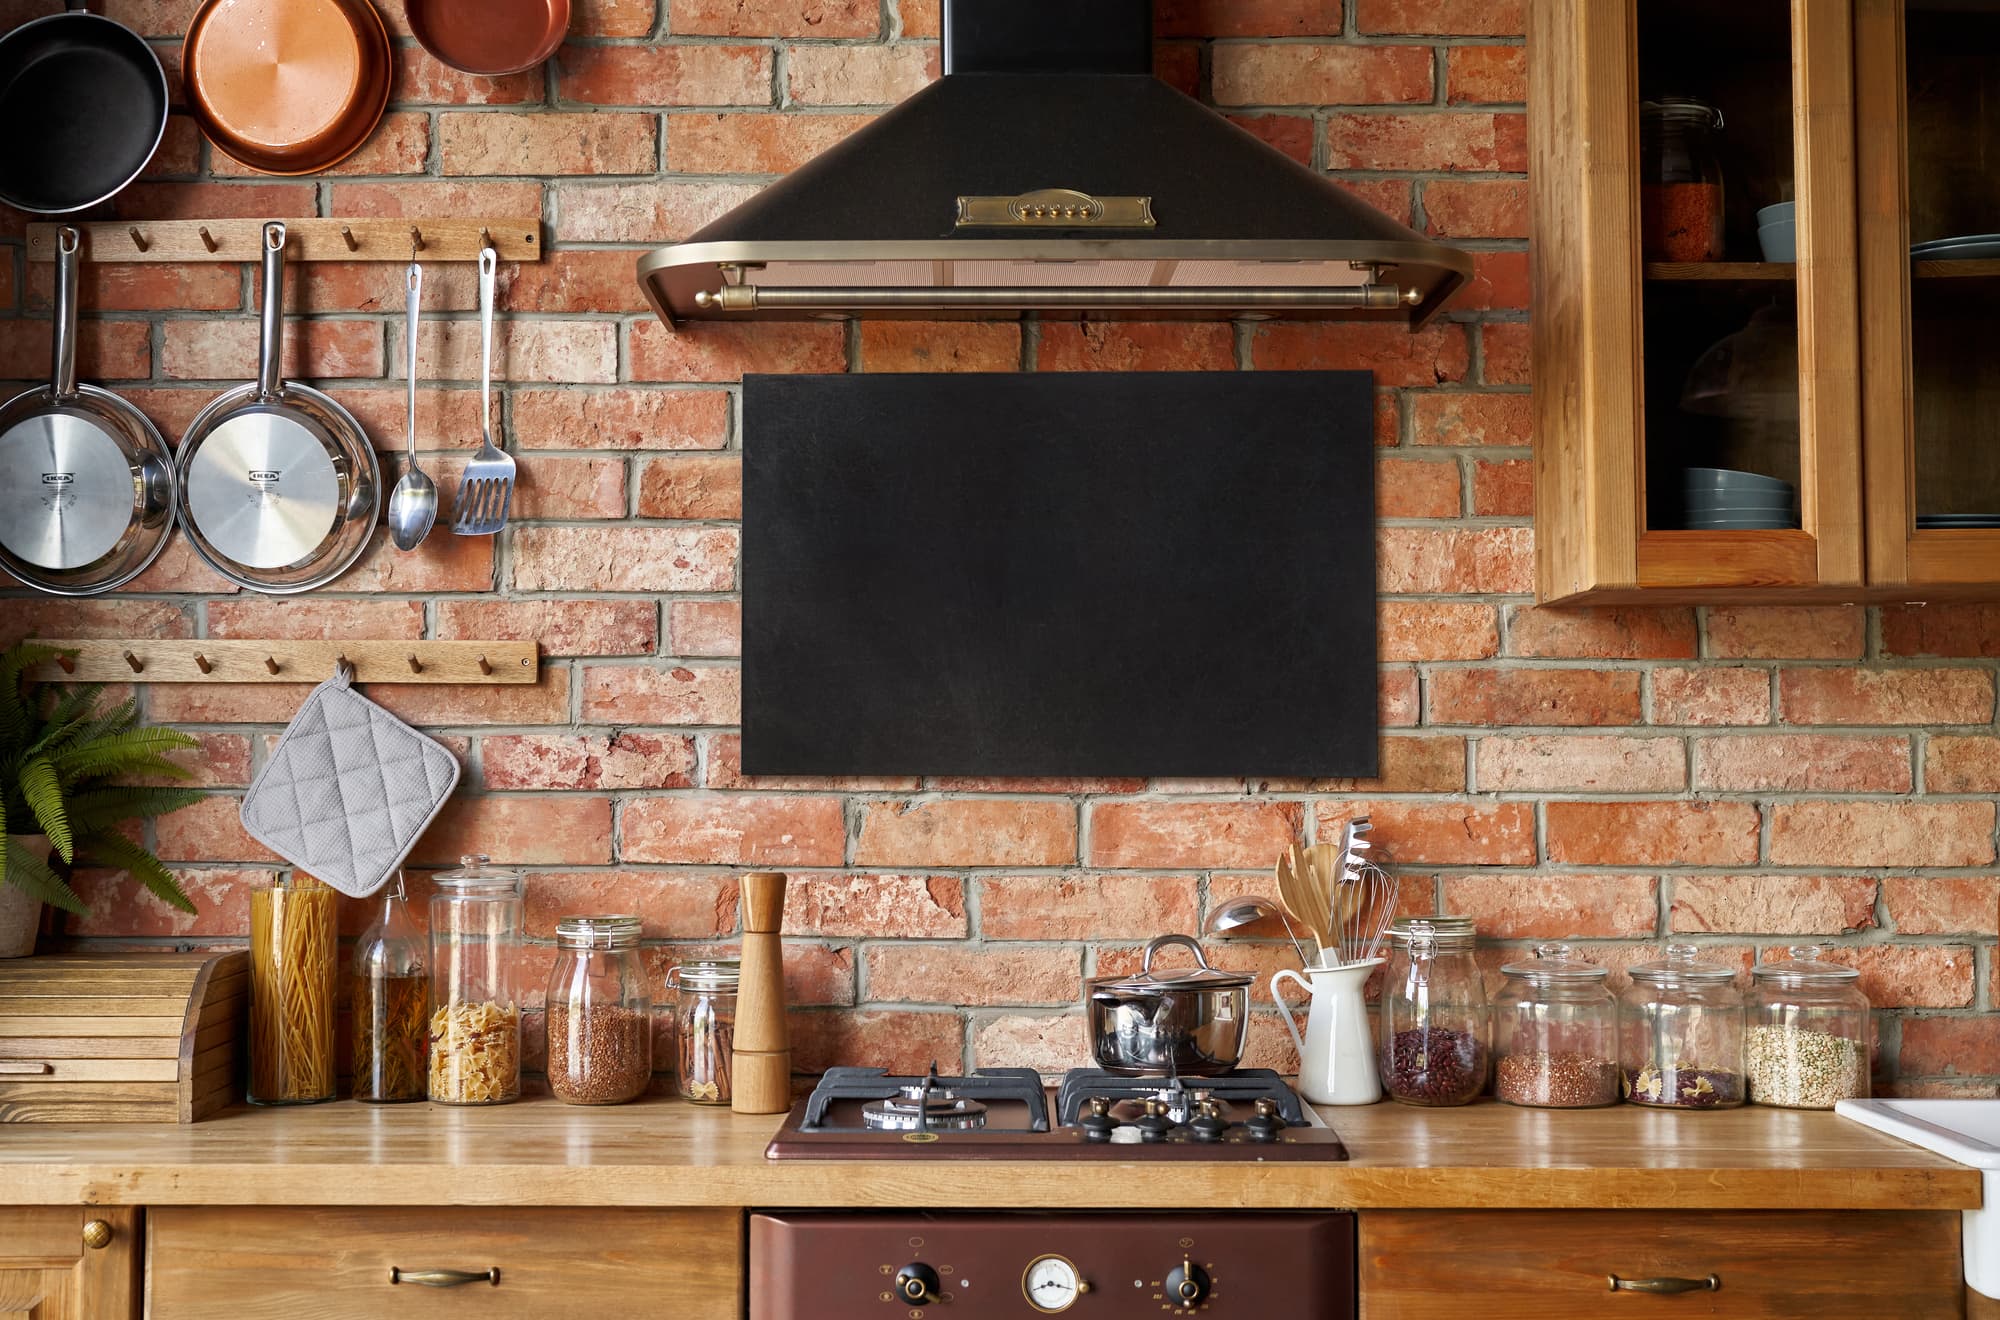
[[749, 1212, 1357, 1319]]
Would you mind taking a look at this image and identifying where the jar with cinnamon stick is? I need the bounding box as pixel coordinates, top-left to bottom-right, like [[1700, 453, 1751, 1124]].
[[668, 960, 738, 1105]]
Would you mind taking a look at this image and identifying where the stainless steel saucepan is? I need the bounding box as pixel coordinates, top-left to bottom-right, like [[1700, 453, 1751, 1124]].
[[1085, 934, 1252, 1077], [0, 226, 174, 595], [175, 221, 378, 593]]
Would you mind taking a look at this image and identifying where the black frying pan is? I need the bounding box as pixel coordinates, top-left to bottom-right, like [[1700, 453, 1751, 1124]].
[[0, 0, 167, 214]]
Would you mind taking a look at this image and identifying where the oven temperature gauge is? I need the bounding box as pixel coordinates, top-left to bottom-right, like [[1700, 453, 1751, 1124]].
[[1022, 1254, 1089, 1313]]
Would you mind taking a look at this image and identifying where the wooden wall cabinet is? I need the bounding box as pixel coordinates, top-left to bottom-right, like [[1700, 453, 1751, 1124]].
[[0, 1208, 140, 1320], [1531, 0, 2000, 604]]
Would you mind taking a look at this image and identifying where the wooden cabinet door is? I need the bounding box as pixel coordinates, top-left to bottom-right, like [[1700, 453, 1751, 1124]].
[[0, 1209, 140, 1320]]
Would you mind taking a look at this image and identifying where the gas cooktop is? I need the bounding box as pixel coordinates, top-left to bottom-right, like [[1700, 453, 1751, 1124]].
[[766, 1066, 1349, 1161]]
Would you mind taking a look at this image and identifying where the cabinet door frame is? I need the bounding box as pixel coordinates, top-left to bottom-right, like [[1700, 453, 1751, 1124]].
[[0, 1206, 141, 1320], [1531, 0, 1868, 605]]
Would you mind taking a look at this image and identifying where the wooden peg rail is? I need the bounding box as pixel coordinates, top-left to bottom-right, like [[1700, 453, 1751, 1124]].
[[29, 640, 539, 685], [24, 218, 542, 265]]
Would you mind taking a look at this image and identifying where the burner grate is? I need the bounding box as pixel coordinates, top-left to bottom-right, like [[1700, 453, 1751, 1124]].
[[1055, 1067, 1307, 1126], [800, 1066, 1050, 1132]]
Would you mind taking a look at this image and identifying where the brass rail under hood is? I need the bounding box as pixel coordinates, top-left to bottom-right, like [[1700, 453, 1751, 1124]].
[[636, 1, 1471, 330]]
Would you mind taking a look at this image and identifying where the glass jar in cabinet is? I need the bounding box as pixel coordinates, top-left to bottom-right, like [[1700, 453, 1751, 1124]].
[[1380, 916, 1488, 1107], [1619, 944, 1745, 1109], [1746, 945, 1870, 1109], [428, 856, 523, 1105], [547, 915, 652, 1105], [1640, 96, 1726, 261], [1493, 943, 1620, 1109], [669, 960, 739, 1105]]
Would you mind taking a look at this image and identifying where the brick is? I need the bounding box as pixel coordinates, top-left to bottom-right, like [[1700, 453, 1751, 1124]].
[[112, 181, 314, 221], [1156, 0, 1344, 36], [482, 733, 697, 790], [0, 599, 189, 649], [1446, 44, 1526, 103], [1155, 41, 1202, 98], [1928, 736, 2000, 793], [866, 945, 1079, 1006], [1212, 44, 1432, 107], [1325, 112, 1526, 172], [1471, 457, 1531, 517], [68, 867, 265, 938], [523, 871, 735, 940], [791, 1009, 963, 1075], [1378, 601, 1499, 661], [1476, 735, 1686, 792], [858, 321, 1021, 372], [213, 112, 428, 177], [1707, 606, 1866, 660], [1669, 875, 1878, 935], [329, 180, 545, 218], [440, 112, 657, 175], [499, 250, 654, 315], [0, 319, 149, 381], [1423, 179, 1529, 239], [1377, 457, 1461, 518], [979, 873, 1200, 940], [514, 387, 731, 450], [1442, 873, 1657, 938], [491, 454, 626, 520], [621, 794, 845, 865], [1429, 668, 1642, 726], [1230, 113, 1315, 166], [26, 261, 239, 313], [670, 0, 875, 36], [581, 664, 740, 724], [1251, 321, 1469, 386], [1881, 604, 2000, 658], [666, 112, 874, 174], [1481, 322, 1531, 384], [703, 734, 919, 791], [1506, 605, 1696, 660], [1412, 391, 1531, 446], [971, 1014, 1086, 1073], [1652, 666, 1771, 726], [1337, 177, 1416, 228], [410, 319, 617, 384], [152, 795, 271, 863], [1884, 877, 2000, 936], [513, 526, 737, 592], [1800, 945, 1975, 1010], [1381, 667, 1419, 728], [1779, 668, 1994, 726], [1375, 389, 1403, 447], [1307, 735, 1467, 793], [1545, 801, 1761, 867], [410, 795, 615, 866], [630, 319, 845, 382], [668, 601, 741, 656], [1378, 525, 1532, 594], [787, 43, 937, 104], [393, 47, 542, 104], [558, 43, 771, 105], [1037, 322, 1236, 372], [1086, 801, 1300, 869], [785, 874, 967, 937], [337, 528, 496, 594], [366, 670, 573, 727], [927, 775, 1144, 795], [634, 455, 742, 520], [552, 180, 762, 242], [331, 387, 491, 443], [159, 318, 379, 380], [1899, 1017, 2000, 1076], [435, 599, 659, 656], [1357, 0, 1525, 35], [141, 115, 201, 178], [1694, 734, 1912, 793], [1448, 250, 1531, 312], [576, 0, 656, 35], [1317, 799, 1536, 865], [207, 599, 423, 641], [121, 539, 240, 594], [1771, 801, 1997, 868], [146, 683, 309, 725], [856, 799, 1077, 867]]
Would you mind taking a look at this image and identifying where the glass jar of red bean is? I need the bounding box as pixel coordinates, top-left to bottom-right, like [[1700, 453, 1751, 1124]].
[[1493, 943, 1620, 1109], [1380, 916, 1488, 1107], [1619, 944, 1745, 1110]]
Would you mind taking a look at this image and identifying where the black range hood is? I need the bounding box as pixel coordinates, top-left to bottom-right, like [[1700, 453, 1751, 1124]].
[[637, 0, 1471, 328]]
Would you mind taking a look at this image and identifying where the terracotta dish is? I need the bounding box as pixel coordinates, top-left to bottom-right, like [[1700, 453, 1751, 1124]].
[[406, 0, 569, 77], [183, 0, 391, 176]]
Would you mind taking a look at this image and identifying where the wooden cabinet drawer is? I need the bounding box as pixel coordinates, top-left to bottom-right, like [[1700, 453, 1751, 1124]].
[[1360, 1210, 1959, 1318], [145, 1207, 740, 1319]]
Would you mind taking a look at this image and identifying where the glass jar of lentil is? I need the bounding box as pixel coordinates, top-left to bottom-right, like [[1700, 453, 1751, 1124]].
[[1493, 943, 1620, 1109], [1746, 945, 1870, 1109], [546, 915, 653, 1106], [1380, 916, 1488, 1106], [1640, 96, 1726, 261], [1619, 944, 1745, 1109]]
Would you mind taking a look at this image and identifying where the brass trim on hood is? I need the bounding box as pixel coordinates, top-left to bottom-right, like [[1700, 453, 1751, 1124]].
[[954, 189, 1157, 228]]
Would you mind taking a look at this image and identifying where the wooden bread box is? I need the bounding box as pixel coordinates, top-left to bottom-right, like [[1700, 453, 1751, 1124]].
[[0, 953, 246, 1122]]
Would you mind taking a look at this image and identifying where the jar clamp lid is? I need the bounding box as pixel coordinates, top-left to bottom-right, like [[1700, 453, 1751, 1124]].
[[433, 854, 523, 895], [556, 914, 642, 948], [670, 959, 741, 992], [1752, 943, 1860, 984], [1629, 941, 1739, 985], [1501, 941, 1609, 983], [1389, 915, 1476, 944]]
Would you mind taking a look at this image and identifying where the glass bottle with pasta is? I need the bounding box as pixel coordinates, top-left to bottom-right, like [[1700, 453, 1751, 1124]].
[[428, 856, 523, 1105], [352, 874, 429, 1103]]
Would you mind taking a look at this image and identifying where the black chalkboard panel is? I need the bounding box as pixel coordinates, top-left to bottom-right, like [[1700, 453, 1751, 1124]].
[[741, 371, 1377, 777]]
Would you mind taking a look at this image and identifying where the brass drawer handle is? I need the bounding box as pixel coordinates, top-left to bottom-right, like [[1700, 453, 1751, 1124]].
[[389, 1267, 500, 1288], [82, 1220, 113, 1250], [1608, 1274, 1720, 1295]]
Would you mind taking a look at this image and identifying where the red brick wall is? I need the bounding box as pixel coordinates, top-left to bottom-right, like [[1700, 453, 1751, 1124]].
[[3, 0, 1995, 1093]]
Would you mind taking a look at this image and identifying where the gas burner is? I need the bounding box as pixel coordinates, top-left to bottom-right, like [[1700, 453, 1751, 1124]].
[[861, 1080, 990, 1132], [1056, 1067, 1307, 1127]]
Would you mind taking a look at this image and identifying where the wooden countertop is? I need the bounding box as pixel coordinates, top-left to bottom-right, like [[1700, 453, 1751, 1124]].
[[0, 1096, 1978, 1211]]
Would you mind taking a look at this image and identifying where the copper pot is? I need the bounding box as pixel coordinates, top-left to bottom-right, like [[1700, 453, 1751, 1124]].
[[182, 0, 391, 176], [406, 0, 570, 77]]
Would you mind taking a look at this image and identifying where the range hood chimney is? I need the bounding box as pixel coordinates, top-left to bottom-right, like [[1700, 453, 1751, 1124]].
[[636, 0, 1471, 328]]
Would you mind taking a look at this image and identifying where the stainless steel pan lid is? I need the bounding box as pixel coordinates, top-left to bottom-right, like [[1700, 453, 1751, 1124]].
[[0, 226, 174, 595], [176, 221, 378, 593]]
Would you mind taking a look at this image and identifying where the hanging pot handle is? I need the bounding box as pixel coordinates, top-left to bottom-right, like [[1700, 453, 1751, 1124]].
[[49, 227, 80, 402], [1140, 933, 1214, 975], [1270, 969, 1310, 1063], [256, 221, 287, 402]]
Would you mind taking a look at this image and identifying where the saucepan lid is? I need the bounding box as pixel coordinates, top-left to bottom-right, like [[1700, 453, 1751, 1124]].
[[1088, 934, 1252, 996]]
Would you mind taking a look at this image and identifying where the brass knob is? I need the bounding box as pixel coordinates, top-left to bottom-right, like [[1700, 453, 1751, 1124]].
[[82, 1219, 112, 1250]]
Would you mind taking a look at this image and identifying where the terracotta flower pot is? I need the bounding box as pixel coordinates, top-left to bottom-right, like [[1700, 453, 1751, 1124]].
[[0, 834, 51, 959]]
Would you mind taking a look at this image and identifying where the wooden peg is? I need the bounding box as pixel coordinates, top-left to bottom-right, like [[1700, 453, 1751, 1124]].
[[409, 226, 425, 255], [198, 227, 219, 253], [480, 227, 492, 251], [127, 226, 148, 253], [340, 225, 359, 252], [263, 656, 280, 675], [122, 650, 143, 673], [406, 654, 422, 674], [476, 655, 492, 676], [193, 653, 212, 675], [55, 654, 75, 674]]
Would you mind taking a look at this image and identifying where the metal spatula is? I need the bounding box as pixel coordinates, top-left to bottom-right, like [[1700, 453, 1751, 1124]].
[[452, 246, 514, 535]]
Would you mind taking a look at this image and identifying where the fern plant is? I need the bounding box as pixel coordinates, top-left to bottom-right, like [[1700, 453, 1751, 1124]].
[[2, 642, 202, 916]]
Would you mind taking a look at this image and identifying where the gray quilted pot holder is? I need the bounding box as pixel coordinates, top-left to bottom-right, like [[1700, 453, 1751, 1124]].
[[240, 663, 461, 898]]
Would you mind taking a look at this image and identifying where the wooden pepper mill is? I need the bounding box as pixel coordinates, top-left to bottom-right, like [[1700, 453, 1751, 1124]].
[[732, 871, 792, 1114]]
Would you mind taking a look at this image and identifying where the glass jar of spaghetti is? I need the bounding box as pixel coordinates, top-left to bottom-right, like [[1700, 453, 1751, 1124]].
[[428, 856, 522, 1105], [669, 960, 738, 1105], [1640, 97, 1726, 262], [248, 873, 337, 1105]]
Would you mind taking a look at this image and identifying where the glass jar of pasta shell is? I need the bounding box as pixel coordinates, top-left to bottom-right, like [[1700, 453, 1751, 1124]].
[[669, 960, 739, 1105], [1619, 944, 1745, 1109], [428, 856, 523, 1105], [1746, 945, 1870, 1109]]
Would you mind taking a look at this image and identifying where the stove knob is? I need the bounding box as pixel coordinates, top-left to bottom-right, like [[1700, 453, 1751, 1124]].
[[1245, 1096, 1284, 1143], [894, 1263, 943, 1306], [1164, 1257, 1211, 1308]]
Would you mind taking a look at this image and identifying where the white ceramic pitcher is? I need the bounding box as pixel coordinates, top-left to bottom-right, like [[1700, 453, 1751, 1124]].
[[1271, 958, 1383, 1106]]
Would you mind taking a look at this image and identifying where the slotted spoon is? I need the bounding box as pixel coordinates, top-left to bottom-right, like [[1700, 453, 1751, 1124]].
[[452, 245, 514, 535]]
